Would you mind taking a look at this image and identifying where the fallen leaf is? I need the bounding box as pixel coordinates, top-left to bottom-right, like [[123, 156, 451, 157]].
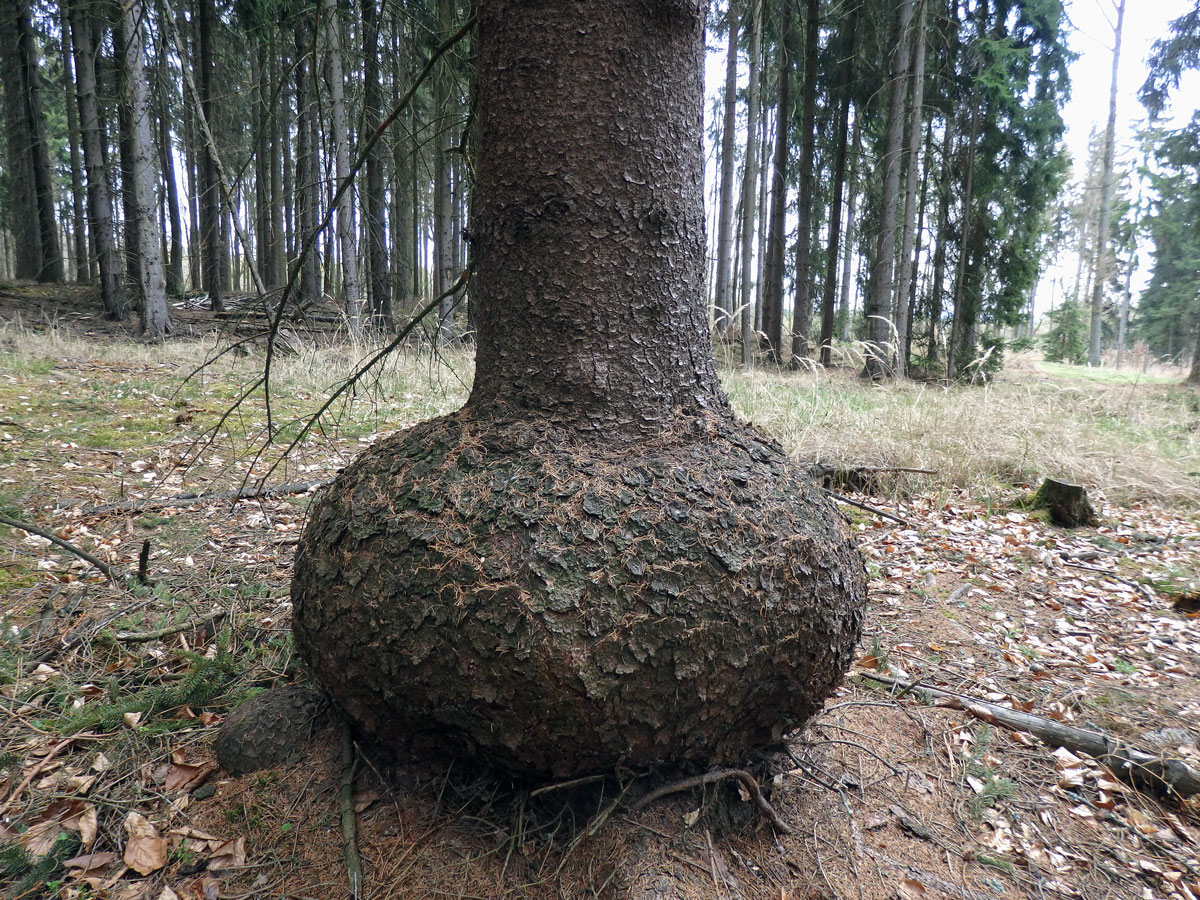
[[63, 850, 120, 876], [18, 820, 64, 859], [353, 788, 380, 813], [123, 811, 168, 875], [898, 878, 928, 899], [123, 711, 143, 728], [208, 836, 246, 871], [165, 762, 216, 794]]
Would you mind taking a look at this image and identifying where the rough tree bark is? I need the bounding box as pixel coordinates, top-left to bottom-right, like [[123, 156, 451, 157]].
[[290, 0, 865, 780], [60, 0, 89, 284]]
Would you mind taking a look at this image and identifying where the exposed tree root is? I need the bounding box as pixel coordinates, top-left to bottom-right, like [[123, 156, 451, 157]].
[[631, 769, 792, 835]]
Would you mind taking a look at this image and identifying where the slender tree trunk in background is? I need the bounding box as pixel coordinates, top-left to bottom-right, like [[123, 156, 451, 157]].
[[16, 0, 62, 282], [1116, 203, 1138, 368], [949, 103, 980, 380], [1088, 0, 1125, 367], [270, 42, 286, 288], [1, 1, 39, 281], [60, 2, 89, 284], [1188, 308, 1200, 385], [322, 0, 361, 338], [253, 43, 270, 294], [713, 0, 740, 334], [68, 0, 127, 318], [361, 0, 391, 331], [434, 0, 457, 344], [183, 97, 200, 290], [2, 0, 62, 282], [738, 0, 763, 365], [927, 112, 954, 366], [839, 120, 860, 343], [120, 0, 171, 339], [754, 108, 770, 335], [761, 0, 794, 363], [862, 0, 915, 378], [894, 0, 927, 378], [792, 0, 821, 364], [196, 0, 223, 311], [118, 84, 142, 289], [906, 118, 932, 365], [292, 20, 321, 308], [158, 96, 184, 295]]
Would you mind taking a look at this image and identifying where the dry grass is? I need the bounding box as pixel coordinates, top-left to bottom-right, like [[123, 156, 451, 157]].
[[4, 320, 1197, 507], [724, 351, 1200, 507]]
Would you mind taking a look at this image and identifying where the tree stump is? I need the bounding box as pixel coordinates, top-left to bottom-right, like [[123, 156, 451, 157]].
[[1032, 478, 1099, 528]]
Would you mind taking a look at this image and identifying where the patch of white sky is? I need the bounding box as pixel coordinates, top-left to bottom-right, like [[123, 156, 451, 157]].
[[1041, 0, 1199, 316], [700, 0, 1200, 323]]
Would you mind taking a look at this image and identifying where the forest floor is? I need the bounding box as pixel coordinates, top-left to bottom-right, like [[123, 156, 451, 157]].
[[1, 282, 1198, 900]]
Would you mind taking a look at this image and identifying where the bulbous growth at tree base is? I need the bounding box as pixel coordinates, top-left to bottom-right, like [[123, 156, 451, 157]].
[[292, 411, 864, 777], [289, 0, 867, 779]]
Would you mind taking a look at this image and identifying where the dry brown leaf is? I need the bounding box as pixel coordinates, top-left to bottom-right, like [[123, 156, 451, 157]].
[[63, 850, 120, 876], [18, 820, 64, 859], [157, 887, 181, 900], [208, 835, 246, 871], [165, 761, 216, 794], [352, 788, 380, 813], [897, 878, 928, 899], [123, 811, 168, 875]]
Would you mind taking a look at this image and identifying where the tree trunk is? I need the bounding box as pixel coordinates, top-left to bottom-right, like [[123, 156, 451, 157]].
[[926, 110, 954, 367], [817, 4, 857, 365], [792, 0, 821, 364], [839, 119, 860, 343], [119, 0, 171, 339], [252, 42, 270, 294], [894, 0, 928, 378], [321, 0, 361, 338], [738, 0, 763, 365], [158, 87, 184, 296], [861, 0, 915, 378], [292, 19, 321, 308], [1088, 0, 1125, 367], [948, 99, 980, 380], [434, 0, 457, 344], [68, 0, 127, 318], [361, 0, 391, 331], [713, 1, 741, 335], [290, 0, 865, 781], [60, 1, 89, 284], [196, 0, 223, 311], [2, 0, 63, 282], [761, 0, 795, 363]]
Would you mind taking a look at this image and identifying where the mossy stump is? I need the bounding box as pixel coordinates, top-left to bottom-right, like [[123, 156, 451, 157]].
[[290, 410, 866, 778], [1033, 477, 1099, 528]]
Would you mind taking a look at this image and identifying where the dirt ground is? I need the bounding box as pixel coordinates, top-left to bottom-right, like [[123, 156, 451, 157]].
[[1, 284, 1198, 900]]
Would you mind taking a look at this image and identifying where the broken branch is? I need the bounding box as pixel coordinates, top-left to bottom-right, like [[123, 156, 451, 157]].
[[857, 671, 1200, 798]]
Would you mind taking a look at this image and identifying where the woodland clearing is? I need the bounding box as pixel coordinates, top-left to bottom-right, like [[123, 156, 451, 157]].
[[1, 284, 1198, 900]]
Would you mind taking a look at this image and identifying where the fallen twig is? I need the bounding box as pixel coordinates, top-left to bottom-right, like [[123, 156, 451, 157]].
[[340, 723, 364, 898], [79, 479, 329, 519], [631, 768, 792, 834], [823, 489, 910, 527], [110, 609, 227, 643], [856, 671, 1200, 798], [0, 513, 118, 582], [0, 738, 74, 812]]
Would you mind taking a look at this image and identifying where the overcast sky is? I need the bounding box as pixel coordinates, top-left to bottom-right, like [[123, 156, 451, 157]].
[[1045, 0, 1199, 313]]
